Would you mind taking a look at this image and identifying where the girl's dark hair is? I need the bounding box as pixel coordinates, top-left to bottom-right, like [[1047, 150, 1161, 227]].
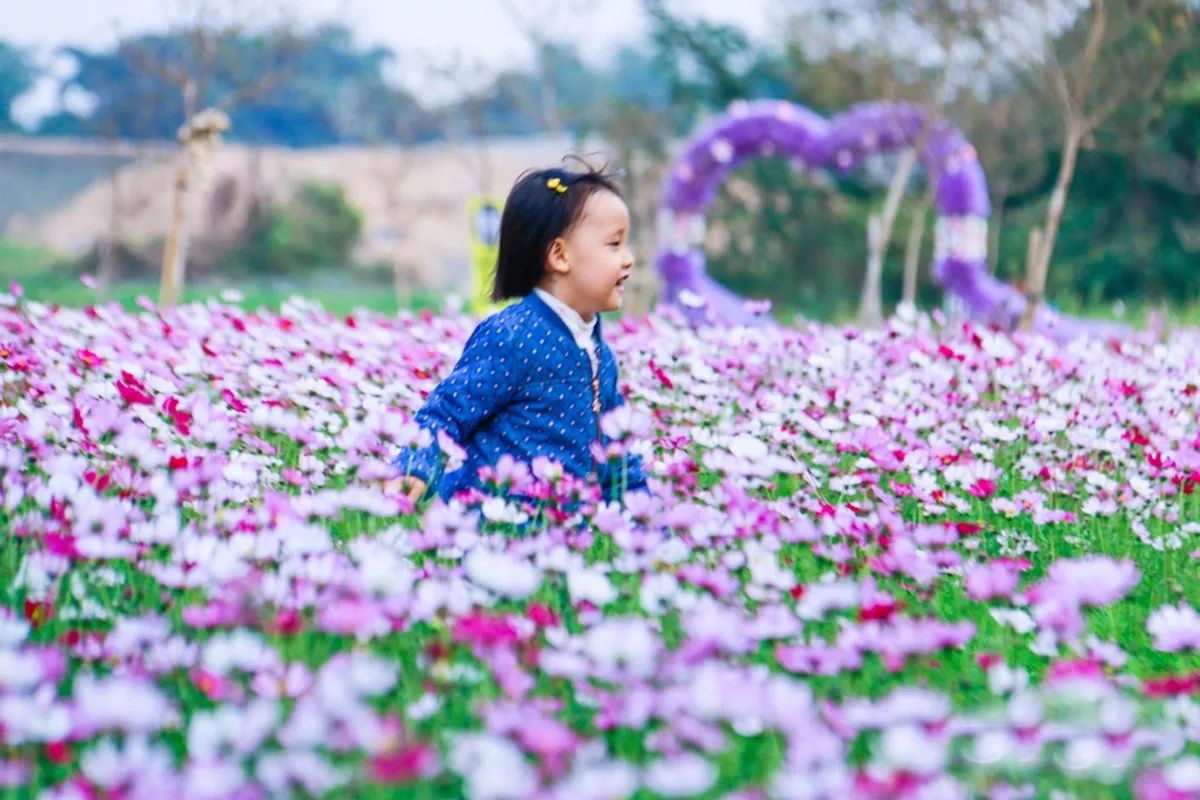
[[491, 161, 624, 301]]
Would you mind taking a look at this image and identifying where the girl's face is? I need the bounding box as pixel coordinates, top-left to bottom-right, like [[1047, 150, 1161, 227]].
[[545, 189, 634, 319]]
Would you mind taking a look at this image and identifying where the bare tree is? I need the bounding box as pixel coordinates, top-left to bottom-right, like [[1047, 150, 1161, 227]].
[[84, 16, 159, 293], [377, 155, 421, 309], [785, 0, 1013, 325], [856, 0, 980, 325], [96, 120, 151, 292], [426, 53, 502, 194], [120, 0, 303, 306], [600, 101, 672, 315], [364, 64, 433, 309], [499, 0, 592, 134], [963, 92, 1054, 276], [1017, 0, 1194, 331]]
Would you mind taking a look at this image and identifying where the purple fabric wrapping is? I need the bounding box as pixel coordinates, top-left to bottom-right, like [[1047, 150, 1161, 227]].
[[655, 99, 1123, 342]]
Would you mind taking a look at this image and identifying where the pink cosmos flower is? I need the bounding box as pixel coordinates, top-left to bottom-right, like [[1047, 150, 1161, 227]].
[[964, 559, 1028, 601], [1034, 556, 1140, 609], [251, 662, 314, 699], [1147, 604, 1200, 652]]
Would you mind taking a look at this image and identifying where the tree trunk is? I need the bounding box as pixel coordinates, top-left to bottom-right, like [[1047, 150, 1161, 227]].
[[538, 41, 561, 133], [861, 216, 884, 326], [159, 146, 193, 307], [901, 193, 929, 309], [1020, 127, 1081, 332], [860, 147, 917, 326], [1020, 226, 1044, 331]]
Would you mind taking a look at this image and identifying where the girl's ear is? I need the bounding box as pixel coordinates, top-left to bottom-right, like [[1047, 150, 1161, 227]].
[[546, 237, 570, 276]]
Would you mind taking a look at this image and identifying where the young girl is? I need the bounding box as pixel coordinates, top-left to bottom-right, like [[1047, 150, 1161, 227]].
[[385, 164, 647, 504]]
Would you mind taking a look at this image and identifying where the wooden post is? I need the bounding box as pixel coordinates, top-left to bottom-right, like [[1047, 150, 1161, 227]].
[[159, 108, 230, 307], [1019, 226, 1044, 332], [860, 147, 917, 326], [159, 156, 192, 307]]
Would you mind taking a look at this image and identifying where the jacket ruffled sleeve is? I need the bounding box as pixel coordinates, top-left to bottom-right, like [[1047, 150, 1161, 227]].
[[391, 316, 522, 489]]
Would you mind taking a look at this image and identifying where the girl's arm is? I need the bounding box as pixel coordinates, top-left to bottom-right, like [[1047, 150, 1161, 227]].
[[391, 316, 524, 489]]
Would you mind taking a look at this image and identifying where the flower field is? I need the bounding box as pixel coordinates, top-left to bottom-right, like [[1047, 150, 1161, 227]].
[[3, 288, 1200, 799]]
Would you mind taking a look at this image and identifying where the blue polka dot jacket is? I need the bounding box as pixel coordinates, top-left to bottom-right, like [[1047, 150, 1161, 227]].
[[391, 291, 647, 501]]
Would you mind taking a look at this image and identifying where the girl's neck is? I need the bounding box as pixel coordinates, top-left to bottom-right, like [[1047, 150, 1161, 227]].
[[536, 283, 595, 323]]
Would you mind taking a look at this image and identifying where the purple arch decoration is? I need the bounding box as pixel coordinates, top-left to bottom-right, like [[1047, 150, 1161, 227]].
[[655, 99, 1120, 341]]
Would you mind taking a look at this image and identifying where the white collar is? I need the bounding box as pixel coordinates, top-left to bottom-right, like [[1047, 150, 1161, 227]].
[[534, 288, 596, 352]]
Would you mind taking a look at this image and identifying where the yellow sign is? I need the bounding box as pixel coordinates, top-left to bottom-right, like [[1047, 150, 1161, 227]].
[[468, 197, 504, 315]]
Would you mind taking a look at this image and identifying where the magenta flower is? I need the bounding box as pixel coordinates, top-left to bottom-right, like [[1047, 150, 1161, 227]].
[[969, 478, 997, 499], [452, 612, 521, 651], [368, 742, 439, 784]]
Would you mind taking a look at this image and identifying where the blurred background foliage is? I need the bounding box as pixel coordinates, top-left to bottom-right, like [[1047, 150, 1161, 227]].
[[0, 1, 1195, 320]]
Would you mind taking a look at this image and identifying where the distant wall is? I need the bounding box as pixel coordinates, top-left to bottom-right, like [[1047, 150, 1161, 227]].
[[0, 135, 611, 293]]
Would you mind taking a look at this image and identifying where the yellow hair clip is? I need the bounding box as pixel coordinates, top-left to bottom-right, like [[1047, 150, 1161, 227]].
[[546, 177, 567, 194]]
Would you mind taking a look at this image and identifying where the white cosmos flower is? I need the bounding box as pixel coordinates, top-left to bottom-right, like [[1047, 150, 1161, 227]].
[[350, 540, 416, 598], [1057, 735, 1111, 777], [968, 730, 1015, 766], [316, 651, 397, 707], [989, 608, 1036, 635], [202, 630, 280, 676], [1166, 756, 1200, 791], [407, 692, 441, 721], [879, 723, 946, 775], [257, 749, 349, 796], [727, 434, 768, 461], [643, 753, 716, 797], [449, 732, 537, 800], [480, 496, 530, 525], [182, 757, 248, 800], [567, 566, 618, 607], [551, 759, 639, 800], [74, 674, 175, 734], [0, 687, 72, 743], [581, 617, 659, 678], [187, 700, 279, 761], [0, 650, 43, 691], [0, 612, 28, 648], [1147, 604, 1200, 652], [80, 735, 178, 792], [464, 548, 542, 599]]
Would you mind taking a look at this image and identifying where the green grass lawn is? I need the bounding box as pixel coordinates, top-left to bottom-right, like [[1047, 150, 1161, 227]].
[[0, 240, 441, 315], [9, 276, 438, 316], [4, 237, 1199, 326]]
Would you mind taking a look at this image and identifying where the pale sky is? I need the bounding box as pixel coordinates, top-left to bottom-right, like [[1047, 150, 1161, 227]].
[[4, 0, 779, 128]]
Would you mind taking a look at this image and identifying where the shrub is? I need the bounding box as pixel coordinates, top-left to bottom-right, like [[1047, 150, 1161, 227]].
[[221, 181, 362, 276]]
